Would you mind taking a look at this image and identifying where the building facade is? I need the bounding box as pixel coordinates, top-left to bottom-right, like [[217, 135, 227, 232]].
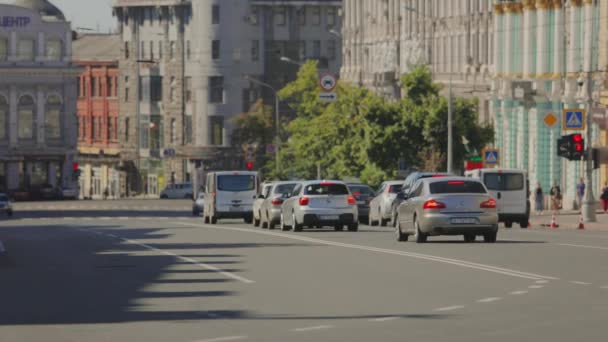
[[491, 0, 600, 209], [341, 0, 494, 122], [73, 34, 122, 199], [0, 0, 80, 196], [112, 0, 342, 196]]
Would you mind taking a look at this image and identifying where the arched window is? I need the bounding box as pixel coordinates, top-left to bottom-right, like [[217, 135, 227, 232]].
[[0, 95, 7, 140], [46, 39, 63, 60], [45, 95, 62, 139], [18, 95, 35, 140]]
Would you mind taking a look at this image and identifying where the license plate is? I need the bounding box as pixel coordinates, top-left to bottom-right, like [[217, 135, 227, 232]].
[[320, 215, 339, 220], [451, 218, 478, 225], [229, 206, 242, 212]]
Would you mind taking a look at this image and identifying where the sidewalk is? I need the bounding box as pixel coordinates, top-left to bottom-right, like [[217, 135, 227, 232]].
[[529, 210, 608, 231]]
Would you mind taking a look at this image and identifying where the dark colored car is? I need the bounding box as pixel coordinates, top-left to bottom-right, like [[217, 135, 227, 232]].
[[347, 184, 375, 223], [389, 172, 452, 227]]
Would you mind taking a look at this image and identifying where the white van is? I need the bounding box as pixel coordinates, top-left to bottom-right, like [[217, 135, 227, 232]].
[[465, 168, 530, 228], [203, 171, 259, 224]]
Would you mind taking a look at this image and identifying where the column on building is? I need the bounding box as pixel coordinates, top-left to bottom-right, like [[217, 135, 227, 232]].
[[522, 0, 536, 77], [493, 4, 504, 77], [550, 0, 564, 193]]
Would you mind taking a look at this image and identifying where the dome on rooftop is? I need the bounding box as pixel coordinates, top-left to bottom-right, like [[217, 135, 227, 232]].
[[13, 0, 66, 21]]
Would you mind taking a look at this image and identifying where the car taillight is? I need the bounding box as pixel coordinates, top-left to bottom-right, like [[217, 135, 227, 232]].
[[481, 198, 497, 209], [299, 197, 310, 206], [423, 199, 446, 210], [271, 198, 283, 205], [347, 195, 356, 205]]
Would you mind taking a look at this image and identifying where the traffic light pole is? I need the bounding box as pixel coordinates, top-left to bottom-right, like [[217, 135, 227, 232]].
[[582, 71, 596, 222]]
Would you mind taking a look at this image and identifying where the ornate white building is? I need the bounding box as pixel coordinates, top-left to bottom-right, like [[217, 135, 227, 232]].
[[341, 0, 494, 122], [0, 0, 80, 195]]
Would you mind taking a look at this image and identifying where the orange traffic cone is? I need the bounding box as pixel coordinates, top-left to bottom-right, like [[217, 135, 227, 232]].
[[578, 215, 585, 230], [550, 214, 559, 229]]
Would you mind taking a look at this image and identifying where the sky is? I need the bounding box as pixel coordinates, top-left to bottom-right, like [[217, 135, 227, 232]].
[[1, 0, 116, 33]]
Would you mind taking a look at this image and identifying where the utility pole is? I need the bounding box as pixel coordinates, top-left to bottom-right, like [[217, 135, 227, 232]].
[[582, 71, 596, 222], [447, 70, 453, 174]]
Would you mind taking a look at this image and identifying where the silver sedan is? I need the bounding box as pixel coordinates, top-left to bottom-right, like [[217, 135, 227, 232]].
[[280, 181, 359, 232], [368, 180, 402, 227], [395, 177, 498, 243], [259, 181, 299, 229]]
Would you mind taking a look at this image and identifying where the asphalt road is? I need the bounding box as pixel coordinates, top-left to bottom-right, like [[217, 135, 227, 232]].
[[1, 200, 608, 342]]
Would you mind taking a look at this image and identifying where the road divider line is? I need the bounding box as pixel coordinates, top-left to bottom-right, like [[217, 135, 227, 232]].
[[600, 286, 608, 289], [291, 325, 334, 332], [370, 316, 400, 322], [528, 285, 544, 289], [558, 243, 608, 251], [175, 222, 558, 281], [193, 336, 247, 342], [510, 290, 528, 295], [94, 231, 255, 284], [477, 297, 502, 303], [570, 281, 592, 285], [434, 305, 464, 312], [535, 280, 548, 284]]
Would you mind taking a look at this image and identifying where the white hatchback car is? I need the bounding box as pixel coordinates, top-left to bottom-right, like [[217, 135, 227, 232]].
[[160, 183, 193, 199], [280, 181, 358, 232]]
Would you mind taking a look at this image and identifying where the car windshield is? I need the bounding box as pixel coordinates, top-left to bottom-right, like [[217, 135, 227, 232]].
[[430, 181, 487, 194], [274, 183, 297, 195], [388, 184, 403, 193], [304, 183, 349, 195], [483, 173, 524, 191], [348, 185, 374, 196], [217, 175, 256, 192]]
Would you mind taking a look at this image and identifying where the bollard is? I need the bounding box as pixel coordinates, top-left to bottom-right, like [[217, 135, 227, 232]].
[[578, 215, 585, 230]]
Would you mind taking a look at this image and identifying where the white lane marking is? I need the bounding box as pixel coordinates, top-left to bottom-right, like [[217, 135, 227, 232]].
[[528, 285, 544, 289], [193, 336, 247, 342], [99, 233, 255, 284], [510, 291, 528, 295], [370, 316, 400, 322], [601, 286, 608, 289], [291, 325, 334, 332], [477, 297, 502, 303], [434, 305, 465, 312], [175, 222, 558, 281], [535, 280, 548, 284], [558, 243, 608, 251], [570, 281, 592, 285]]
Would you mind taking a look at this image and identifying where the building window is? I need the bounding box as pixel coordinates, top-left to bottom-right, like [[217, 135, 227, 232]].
[[46, 39, 62, 60], [208, 76, 224, 104], [186, 40, 191, 60], [150, 76, 163, 102], [250, 7, 259, 25], [185, 76, 192, 103], [18, 95, 34, 140], [149, 41, 154, 60], [212, 40, 220, 60], [212, 5, 220, 24], [158, 41, 163, 60], [169, 76, 176, 102], [17, 39, 35, 61], [275, 6, 286, 26], [327, 40, 336, 60], [125, 118, 130, 142], [184, 115, 192, 144], [312, 40, 321, 58], [125, 87, 130, 101], [45, 95, 62, 139], [170, 41, 176, 60], [0, 38, 8, 61], [210, 116, 223, 146], [251, 40, 259, 61], [299, 40, 306, 59], [312, 6, 321, 25], [327, 7, 337, 27], [170, 118, 176, 143], [0, 96, 7, 140], [297, 7, 306, 25], [124, 42, 129, 59], [92, 77, 99, 97], [140, 41, 145, 59]]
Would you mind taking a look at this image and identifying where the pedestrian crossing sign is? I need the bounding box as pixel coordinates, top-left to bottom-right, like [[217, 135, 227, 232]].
[[562, 109, 586, 131], [483, 148, 500, 166]]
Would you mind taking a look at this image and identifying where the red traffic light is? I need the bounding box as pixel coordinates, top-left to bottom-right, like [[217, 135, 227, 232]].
[[575, 143, 584, 152], [572, 134, 583, 143], [72, 162, 79, 171], [246, 162, 254, 170]]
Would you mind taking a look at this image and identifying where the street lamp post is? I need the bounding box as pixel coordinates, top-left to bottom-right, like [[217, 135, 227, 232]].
[[244, 76, 280, 176]]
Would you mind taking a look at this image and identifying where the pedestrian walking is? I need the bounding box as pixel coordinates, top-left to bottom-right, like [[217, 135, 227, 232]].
[[576, 178, 585, 210], [534, 182, 544, 215], [601, 182, 608, 213], [550, 183, 562, 214]]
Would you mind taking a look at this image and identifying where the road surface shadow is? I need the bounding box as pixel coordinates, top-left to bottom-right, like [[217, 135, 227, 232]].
[[425, 240, 547, 244]]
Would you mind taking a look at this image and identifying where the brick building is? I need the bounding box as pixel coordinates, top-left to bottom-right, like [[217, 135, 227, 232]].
[[73, 34, 123, 199]]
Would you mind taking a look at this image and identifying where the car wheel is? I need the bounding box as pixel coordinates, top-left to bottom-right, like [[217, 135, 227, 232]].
[[280, 213, 290, 231], [254, 213, 261, 227], [484, 231, 497, 243], [414, 221, 427, 243], [334, 224, 344, 231], [348, 223, 359, 232], [504, 221, 513, 228], [211, 216, 218, 224], [7, 210, 13, 217], [368, 213, 376, 227], [204, 215, 210, 224], [292, 212, 303, 232], [244, 215, 253, 224], [380, 217, 388, 227], [519, 220, 529, 229], [464, 234, 476, 243], [395, 215, 408, 242], [192, 209, 199, 216], [160, 194, 168, 199]]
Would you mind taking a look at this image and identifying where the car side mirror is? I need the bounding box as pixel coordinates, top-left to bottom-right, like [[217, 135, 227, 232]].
[[258, 194, 265, 199], [397, 192, 408, 200]]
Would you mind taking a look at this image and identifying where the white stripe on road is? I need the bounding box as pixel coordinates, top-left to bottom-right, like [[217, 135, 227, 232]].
[[193, 336, 247, 342], [477, 297, 502, 303], [175, 222, 558, 281], [434, 305, 465, 312], [558, 243, 608, 251], [528, 285, 544, 289], [601, 286, 608, 289], [535, 280, 548, 284], [510, 291, 528, 295], [94, 233, 255, 284], [291, 325, 334, 332], [370, 316, 400, 322], [570, 281, 592, 285]]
